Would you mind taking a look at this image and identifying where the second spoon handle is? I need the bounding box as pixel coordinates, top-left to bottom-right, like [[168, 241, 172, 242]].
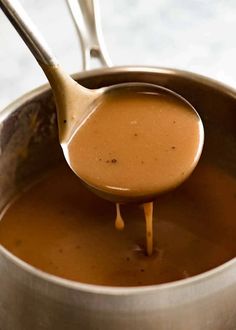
[[0, 0, 58, 66], [67, 0, 112, 70]]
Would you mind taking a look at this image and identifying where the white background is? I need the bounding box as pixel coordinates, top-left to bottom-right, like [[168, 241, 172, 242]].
[[1, 0, 236, 109]]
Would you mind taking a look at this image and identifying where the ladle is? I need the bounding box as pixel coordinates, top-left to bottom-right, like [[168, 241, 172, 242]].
[[0, 0, 204, 203]]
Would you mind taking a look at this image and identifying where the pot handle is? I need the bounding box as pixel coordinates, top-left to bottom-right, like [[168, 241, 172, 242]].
[[66, 0, 112, 71]]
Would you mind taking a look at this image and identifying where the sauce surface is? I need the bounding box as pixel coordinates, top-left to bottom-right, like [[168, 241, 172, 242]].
[[68, 90, 203, 199], [0, 161, 235, 287]]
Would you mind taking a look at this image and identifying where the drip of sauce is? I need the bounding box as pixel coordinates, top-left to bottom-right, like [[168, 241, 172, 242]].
[[115, 202, 154, 255], [115, 203, 124, 231], [143, 202, 154, 256]]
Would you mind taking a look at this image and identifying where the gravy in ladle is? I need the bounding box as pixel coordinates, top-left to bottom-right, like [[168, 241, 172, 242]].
[[67, 89, 203, 199]]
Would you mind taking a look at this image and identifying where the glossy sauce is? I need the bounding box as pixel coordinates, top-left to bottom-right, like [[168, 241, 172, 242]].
[[115, 203, 125, 231], [68, 90, 203, 199], [143, 202, 154, 256], [0, 161, 235, 287]]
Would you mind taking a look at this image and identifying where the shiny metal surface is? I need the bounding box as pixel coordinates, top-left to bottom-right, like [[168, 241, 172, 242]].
[[0, 66, 236, 329], [66, 0, 112, 70]]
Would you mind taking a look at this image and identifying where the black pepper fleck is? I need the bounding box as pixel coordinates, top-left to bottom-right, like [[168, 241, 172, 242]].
[[63, 120, 67, 124], [171, 146, 176, 150], [14, 239, 22, 247], [111, 159, 117, 163]]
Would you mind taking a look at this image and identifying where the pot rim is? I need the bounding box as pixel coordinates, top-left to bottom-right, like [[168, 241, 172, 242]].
[[1, 65, 236, 296], [1, 65, 236, 121]]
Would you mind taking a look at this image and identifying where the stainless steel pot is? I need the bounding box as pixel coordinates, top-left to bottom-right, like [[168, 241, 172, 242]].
[[1, 1, 236, 329]]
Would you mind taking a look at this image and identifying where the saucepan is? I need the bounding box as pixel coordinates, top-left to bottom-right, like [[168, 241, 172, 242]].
[[0, 1, 236, 329]]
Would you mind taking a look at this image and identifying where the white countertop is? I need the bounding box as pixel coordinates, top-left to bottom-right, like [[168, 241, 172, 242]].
[[1, 0, 236, 110]]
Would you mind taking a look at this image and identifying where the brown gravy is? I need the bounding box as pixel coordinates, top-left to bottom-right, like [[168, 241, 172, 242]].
[[0, 161, 235, 286], [68, 90, 203, 199]]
